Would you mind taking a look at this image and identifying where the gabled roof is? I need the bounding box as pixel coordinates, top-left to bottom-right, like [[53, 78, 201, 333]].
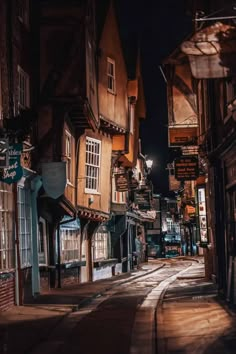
[[96, 0, 139, 79]]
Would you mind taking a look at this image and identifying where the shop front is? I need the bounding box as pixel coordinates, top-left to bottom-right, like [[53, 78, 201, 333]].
[[0, 183, 14, 311]]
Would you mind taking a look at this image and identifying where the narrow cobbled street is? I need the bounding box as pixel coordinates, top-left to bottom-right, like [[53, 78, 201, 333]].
[[1, 257, 236, 354]]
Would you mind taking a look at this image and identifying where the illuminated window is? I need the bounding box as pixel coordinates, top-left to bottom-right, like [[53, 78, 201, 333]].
[[197, 187, 208, 244], [93, 228, 110, 261], [60, 229, 80, 263], [107, 58, 116, 94], [38, 218, 48, 266], [18, 66, 30, 109], [0, 184, 14, 270], [65, 131, 72, 183], [112, 174, 127, 204], [85, 137, 101, 193], [167, 219, 173, 233], [18, 186, 32, 268], [129, 103, 135, 134]]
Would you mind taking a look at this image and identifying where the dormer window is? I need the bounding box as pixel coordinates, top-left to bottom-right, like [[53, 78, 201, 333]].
[[107, 58, 116, 94]]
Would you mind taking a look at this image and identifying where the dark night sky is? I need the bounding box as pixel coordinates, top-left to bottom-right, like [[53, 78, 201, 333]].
[[116, 1, 192, 195]]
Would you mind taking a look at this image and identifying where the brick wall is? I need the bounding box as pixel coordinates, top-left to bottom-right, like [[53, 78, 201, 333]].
[[0, 272, 15, 311]]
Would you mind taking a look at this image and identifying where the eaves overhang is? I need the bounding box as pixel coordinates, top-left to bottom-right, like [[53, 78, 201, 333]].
[[48, 96, 99, 131], [68, 99, 99, 131], [77, 205, 109, 222], [99, 115, 127, 135]]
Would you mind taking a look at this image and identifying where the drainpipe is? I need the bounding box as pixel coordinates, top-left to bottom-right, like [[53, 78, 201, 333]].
[[31, 175, 42, 297], [127, 223, 131, 272], [13, 183, 22, 305], [56, 224, 61, 288]]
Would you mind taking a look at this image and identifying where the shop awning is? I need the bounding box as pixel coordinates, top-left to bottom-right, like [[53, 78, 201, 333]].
[[60, 215, 80, 230], [127, 209, 156, 223], [38, 192, 76, 223], [181, 22, 236, 78]]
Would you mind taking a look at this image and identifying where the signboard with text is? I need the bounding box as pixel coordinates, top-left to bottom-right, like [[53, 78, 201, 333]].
[[174, 155, 199, 181], [0, 138, 9, 168], [169, 126, 198, 147], [115, 173, 129, 192], [134, 190, 151, 210], [197, 186, 208, 247], [0, 143, 23, 184]]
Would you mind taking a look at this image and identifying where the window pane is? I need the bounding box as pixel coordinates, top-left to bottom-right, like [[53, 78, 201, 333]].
[[0, 183, 14, 270], [93, 231, 109, 261], [18, 187, 32, 268], [60, 229, 80, 263], [85, 138, 101, 192]]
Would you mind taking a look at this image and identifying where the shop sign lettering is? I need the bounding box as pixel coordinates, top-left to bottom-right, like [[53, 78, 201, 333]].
[[0, 144, 23, 184]]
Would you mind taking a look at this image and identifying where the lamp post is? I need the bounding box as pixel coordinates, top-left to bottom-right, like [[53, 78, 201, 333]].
[[144, 158, 154, 262], [145, 159, 153, 189], [146, 159, 153, 172]]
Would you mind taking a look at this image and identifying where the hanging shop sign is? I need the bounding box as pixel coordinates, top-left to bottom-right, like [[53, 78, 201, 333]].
[[0, 152, 8, 168], [197, 186, 208, 247], [129, 177, 139, 190], [42, 162, 66, 199], [0, 138, 9, 168], [169, 126, 198, 147], [174, 155, 199, 181], [115, 173, 129, 192], [134, 190, 151, 210], [0, 143, 23, 184]]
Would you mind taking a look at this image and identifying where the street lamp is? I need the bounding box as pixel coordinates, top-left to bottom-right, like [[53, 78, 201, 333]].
[[146, 159, 153, 169]]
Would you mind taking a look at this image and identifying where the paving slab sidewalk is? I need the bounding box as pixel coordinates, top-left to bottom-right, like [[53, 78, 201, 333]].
[[157, 269, 236, 354], [0, 262, 162, 354]]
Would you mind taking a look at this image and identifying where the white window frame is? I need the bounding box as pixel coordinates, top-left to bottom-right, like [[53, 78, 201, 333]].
[[18, 0, 29, 27], [18, 186, 32, 268], [93, 230, 110, 261], [167, 219, 173, 233], [85, 137, 101, 193], [107, 58, 116, 94], [0, 184, 14, 270], [65, 130, 72, 184], [112, 175, 127, 204], [38, 218, 48, 266], [60, 229, 80, 263], [18, 66, 30, 109]]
